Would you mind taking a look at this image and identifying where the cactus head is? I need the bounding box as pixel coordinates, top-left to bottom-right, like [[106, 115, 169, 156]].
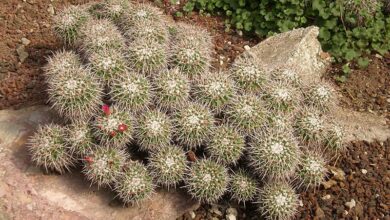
[[93, 105, 133, 149], [91, 0, 132, 21], [109, 72, 153, 112], [265, 81, 299, 112], [125, 19, 168, 44], [297, 151, 327, 189], [193, 72, 236, 112], [47, 66, 103, 122], [323, 123, 345, 153], [225, 94, 267, 136], [135, 109, 173, 151], [147, 145, 187, 188], [295, 110, 324, 143], [153, 68, 191, 111], [173, 102, 215, 149], [229, 169, 258, 204], [28, 124, 74, 174], [115, 160, 155, 205], [271, 67, 301, 85], [258, 181, 299, 220], [121, 3, 164, 27], [87, 48, 127, 83], [185, 159, 229, 203], [206, 125, 245, 165], [44, 50, 81, 79], [305, 83, 335, 110], [83, 146, 128, 188], [53, 5, 90, 45], [65, 121, 94, 159], [248, 129, 300, 179]]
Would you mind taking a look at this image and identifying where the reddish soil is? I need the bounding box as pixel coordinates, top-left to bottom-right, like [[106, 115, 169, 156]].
[[0, 0, 389, 219]]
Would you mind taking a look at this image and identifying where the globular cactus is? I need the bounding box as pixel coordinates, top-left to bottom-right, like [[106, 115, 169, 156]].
[[65, 121, 95, 159], [125, 19, 169, 44], [265, 81, 300, 112], [267, 111, 294, 131], [295, 109, 325, 143], [323, 123, 345, 153], [87, 48, 127, 83], [206, 125, 245, 165], [28, 124, 74, 174], [225, 94, 267, 136], [44, 50, 81, 79], [297, 151, 327, 189], [93, 105, 133, 149], [230, 53, 267, 93], [248, 129, 300, 179], [147, 145, 187, 188], [271, 67, 301, 86], [258, 181, 299, 220], [229, 169, 258, 204], [109, 72, 153, 111], [114, 160, 155, 205], [173, 102, 215, 149], [47, 66, 103, 122], [53, 5, 90, 45], [152, 68, 191, 111], [83, 146, 128, 188], [305, 83, 335, 111], [134, 109, 173, 151], [121, 3, 164, 27], [80, 18, 125, 53], [193, 72, 236, 113], [90, 0, 132, 22], [185, 159, 229, 203]]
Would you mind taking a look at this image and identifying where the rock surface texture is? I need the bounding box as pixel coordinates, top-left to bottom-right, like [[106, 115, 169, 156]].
[[0, 106, 199, 220]]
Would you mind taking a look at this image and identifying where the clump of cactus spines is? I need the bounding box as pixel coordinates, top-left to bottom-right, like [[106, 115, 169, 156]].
[[53, 5, 90, 45], [114, 160, 155, 205], [206, 125, 245, 165], [297, 151, 327, 189], [122, 3, 164, 27], [248, 130, 300, 179], [323, 123, 345, 153], [125, 19, 168, 44], [87, 48, 127, 83], [193, 72, 236, 112], [295, 110, 325, 143], [185, 159, 229, 203], [127, 39, 167, 74], [229, 170, 258, 204], [65, 121, 94, 158], [174, 103, 215, 149], [83, 146, 128, 188], [258, 182, 299, 220], [271, 67, 301, 86], [135, 109, 173, 151], [225, 94, 267, 136], [28, 124, 74, 174], [109, 72, 153, 111], [148, 145, 187, 188], [305, 83, 335, 110], [231, 54, 267, 93], [47, 66, 103, 121], [91, 0, 132, 21], [265, 82, 299, 112], [153, 68, 191, 111], [44, 50, 81, 79], [93, 105, 133, 149]]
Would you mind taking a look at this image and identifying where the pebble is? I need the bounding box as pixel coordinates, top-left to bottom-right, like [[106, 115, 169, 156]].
[[226, 208, 237, 216], [211, 205, 223, 216], [226, 214, 236, 220], [345, 199, 356, 209], [21, 37, 30, 46], [47, 4, 55, 15], [189, 211, 196, 219], [16, 45, 29, 63], [361, 169, 368, 174], [244, 45, 251, 51], [322, 179, 337, 189], [322, 194, 331, 200], [330, 167, 346, 181]]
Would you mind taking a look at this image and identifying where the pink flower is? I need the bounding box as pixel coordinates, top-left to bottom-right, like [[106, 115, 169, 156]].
[[102, 104, 110, 116], [118, 124, 128, 132]]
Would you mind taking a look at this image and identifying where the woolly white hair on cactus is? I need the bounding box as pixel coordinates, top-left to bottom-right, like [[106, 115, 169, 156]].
[[28, 124, 74, 174], [225, 94, 267, 136], [267, 111, 294, 132], [230, 53, 267, 93], [125, 19, 169, 44], [323, 123, 346, 153], [229, 169, 258, 204], [295, 109, 325, 143], [83, 146, 128, 188], [297, 151, 327, 189], [121, 3, 164, 28], [109, 72, 153, 112], [135, 109, 173, 152], [248, 129, 300, 179], [79, 18, 125, 53], [87, 48, 127, 83], [258, 181, 299, 220], [193, 72, 237, 113], [206, 125, 245, 165], [115, 160, 155, 205], [65, 121, 95, 159], [47, 66, 103, 122], [53, 5, 90, 45], [271, 67, 301, 86], [44, 50, 82, 79], [305, 82, 335, 111], [185, 159, 229, 203], [93, 105, 133, 149], [152, 68, 191, 111], [147, 145, 187, 188], [173, 102, 215, 149], [265, 81, 300, 112]]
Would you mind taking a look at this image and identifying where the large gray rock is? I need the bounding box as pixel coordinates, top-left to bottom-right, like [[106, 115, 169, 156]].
[[0, 106, 199, 220]]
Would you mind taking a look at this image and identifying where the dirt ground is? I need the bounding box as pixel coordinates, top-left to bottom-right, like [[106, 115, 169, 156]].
[[0, 0, 389, 219]]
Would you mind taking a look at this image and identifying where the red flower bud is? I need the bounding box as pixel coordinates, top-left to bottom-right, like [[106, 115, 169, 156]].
[[102, 104, 110, 116], [110, 131, 117, 137], [118, 124, 128, 132], [84, 156, 93, 164]]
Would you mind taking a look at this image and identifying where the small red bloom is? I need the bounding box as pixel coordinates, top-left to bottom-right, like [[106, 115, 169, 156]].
[[84, 156, 93, 164], [110, 131, 117, 137], [102, 104, 110, 116], [118, 124, 128, 132]]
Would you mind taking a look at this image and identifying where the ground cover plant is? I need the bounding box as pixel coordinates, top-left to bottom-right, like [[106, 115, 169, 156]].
[[27, 0, 346, 219]]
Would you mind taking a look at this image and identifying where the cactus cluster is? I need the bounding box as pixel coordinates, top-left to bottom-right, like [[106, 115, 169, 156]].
[[27, 1, 346, 218]]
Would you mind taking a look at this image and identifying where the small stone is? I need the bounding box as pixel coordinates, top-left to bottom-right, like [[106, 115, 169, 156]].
[[227, 41, 232, 45], [345, 199, 356, 209], [299, 200, 303, 207], [386, 98, 390, 103], [47, 4, 55, 15], [329, 167, 346, 181], [375, 54, 383, 59], [211, 205, 223, 216], [226, 214, 236, 220], [16, 45, 29, 63], [322, 194, 331, 200], [315, 206, 325, 219], [226, 208, 237, 216], [189, 211, 196, 219], [322, 179, 337, 189], [26, 204, 33, 211], [361, 169, 368, 174], [244, 45, 250, 51], [21, 37, 30, 46]]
